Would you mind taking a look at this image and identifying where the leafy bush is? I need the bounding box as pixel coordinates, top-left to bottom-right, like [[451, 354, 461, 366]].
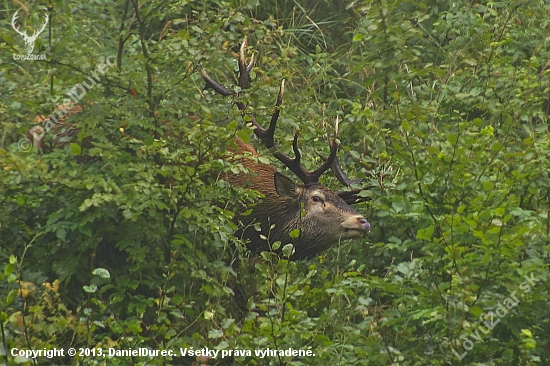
[[1, 0, 549, 365]]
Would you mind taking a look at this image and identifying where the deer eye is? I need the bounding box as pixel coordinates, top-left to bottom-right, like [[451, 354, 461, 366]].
[[311, 195, 322, 203]]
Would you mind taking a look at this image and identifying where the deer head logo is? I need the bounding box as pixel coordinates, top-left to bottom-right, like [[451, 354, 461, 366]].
[[11, 9, 49, 54]]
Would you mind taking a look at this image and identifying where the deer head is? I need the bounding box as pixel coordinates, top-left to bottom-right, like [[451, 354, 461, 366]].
[[202, 38, 371, 259]]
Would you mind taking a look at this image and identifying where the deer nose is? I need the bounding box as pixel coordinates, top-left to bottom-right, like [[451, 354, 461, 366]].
[[358, 218, 371, 233]]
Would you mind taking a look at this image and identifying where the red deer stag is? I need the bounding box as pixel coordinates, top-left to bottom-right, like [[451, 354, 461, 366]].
[[202, 39, 370, 260]]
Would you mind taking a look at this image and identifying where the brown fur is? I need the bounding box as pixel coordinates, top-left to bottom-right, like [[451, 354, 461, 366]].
[[225, 138, 280, 200]]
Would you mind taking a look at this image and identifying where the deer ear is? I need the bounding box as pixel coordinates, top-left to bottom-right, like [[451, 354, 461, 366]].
[[274, 172, 297, 199]]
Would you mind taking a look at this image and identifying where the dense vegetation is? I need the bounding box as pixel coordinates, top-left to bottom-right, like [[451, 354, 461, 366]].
[[1, 0, 549, 365]]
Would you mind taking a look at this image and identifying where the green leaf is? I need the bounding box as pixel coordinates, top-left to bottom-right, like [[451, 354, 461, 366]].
[[171, 296, 183, 305], [221, 318, 234, 329], [483, 181, 494, 191], [83, 285, 97, 293], [92, 268, 111, 278], [469, 306, 483, 317], [4, 264, 15, 276], [494, 207, 505, 216], [6, 289, 18, 305], [271, 241, 281, 250], [417, 225, 434, 240], [455, 93, 470, 99], [237, 128, 251, 143], [289, 228, 300, 238], [521, 329, 533, 338], [282, 244, 295, 258], [396, 263, 410, 275], [70, 143, 82, 155], [208, 329, 223, 338]]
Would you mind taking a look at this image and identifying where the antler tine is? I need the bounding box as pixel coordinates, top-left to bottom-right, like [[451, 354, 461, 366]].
[[11, 10, 24, 36], [202, 40, 273, 137], [311, 138, 339, 183], [201, 69, 235, 97], [316, 116, 364, 187], [252, 80, 284, 149], [238, 37, 254, 89], [36, 14, 49, 37], [316, 150, 363, 187], [291, 130, 302, 163], [252, 81, 318, 184], [332, 156, 364, 187]]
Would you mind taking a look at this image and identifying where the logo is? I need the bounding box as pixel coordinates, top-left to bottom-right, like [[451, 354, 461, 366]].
[[29, 125, 46, 143], [11, 9, 48, 60]]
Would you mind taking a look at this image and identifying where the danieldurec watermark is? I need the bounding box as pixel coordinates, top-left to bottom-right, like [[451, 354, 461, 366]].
[[19, 56, 116, 152]]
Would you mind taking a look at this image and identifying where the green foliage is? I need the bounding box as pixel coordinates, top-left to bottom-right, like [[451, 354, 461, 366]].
[[1, 0, 549, 365]]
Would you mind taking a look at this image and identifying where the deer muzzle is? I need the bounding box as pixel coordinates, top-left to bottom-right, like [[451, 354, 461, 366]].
[[341, 215, 371, 237]]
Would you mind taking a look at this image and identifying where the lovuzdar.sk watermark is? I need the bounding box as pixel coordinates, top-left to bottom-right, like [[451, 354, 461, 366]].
[[11, 8, 48, 61], [451, 272, 539, 360]]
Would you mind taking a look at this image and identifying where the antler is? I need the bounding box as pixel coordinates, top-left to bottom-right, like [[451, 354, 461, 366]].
[[313, 117, 368, 204], [11, 10, 49, 53], [201, 37, 339, 186], [316, 117, 363, 187]]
